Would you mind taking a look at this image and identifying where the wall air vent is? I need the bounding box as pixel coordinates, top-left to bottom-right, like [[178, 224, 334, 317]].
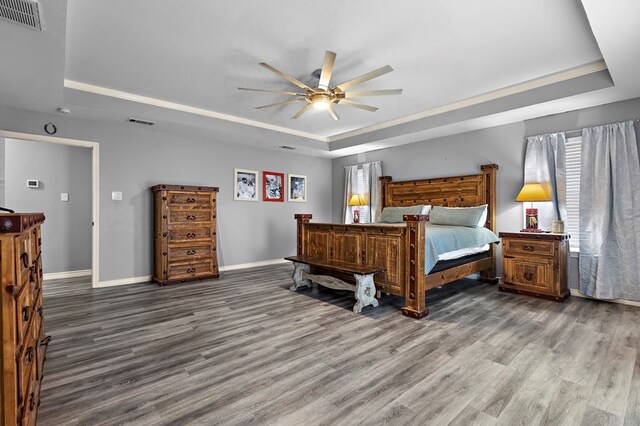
[[0, 0, 42, 31], [278, 145, 296, 150], [127, 118, 155, 126]]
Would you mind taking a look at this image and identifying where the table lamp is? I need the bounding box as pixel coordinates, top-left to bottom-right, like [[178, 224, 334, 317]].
[[348, 194, 367, 223], [515, 182, 551, 232]]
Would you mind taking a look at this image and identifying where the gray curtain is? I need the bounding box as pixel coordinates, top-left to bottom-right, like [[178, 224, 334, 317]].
[[343, 161, 383, 224], [343, 164, 358, 224], [523, 132, 567, 230], [578, 120, 640, 301]]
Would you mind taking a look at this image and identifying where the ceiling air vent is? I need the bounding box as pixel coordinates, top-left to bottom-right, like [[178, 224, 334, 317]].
[[127, 118, 155, 126], [0, 0, 42, 31], [279, 145, 296, 150]]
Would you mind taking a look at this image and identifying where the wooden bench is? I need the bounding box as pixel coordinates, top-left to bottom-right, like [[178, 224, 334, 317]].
[[284, 255, 385, 314]]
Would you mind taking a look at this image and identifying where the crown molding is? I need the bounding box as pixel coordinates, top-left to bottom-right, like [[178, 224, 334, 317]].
[[327, 60, 608, 142], [64, 79, 327, 142]]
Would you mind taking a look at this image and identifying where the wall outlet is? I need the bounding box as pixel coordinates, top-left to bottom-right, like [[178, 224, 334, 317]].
[[27, 179, 39, 188], [111, 191, 123, 201], [61, 193, 69, 202]]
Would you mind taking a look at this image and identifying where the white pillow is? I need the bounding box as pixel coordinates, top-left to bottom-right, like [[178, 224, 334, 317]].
[[421, 205, 432, 215]]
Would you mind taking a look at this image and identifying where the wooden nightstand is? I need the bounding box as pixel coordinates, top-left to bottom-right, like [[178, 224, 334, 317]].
[[499, 232, 570, 301]]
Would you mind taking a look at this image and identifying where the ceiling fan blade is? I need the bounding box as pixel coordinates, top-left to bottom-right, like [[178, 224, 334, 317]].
[[339, 99, 378, 112], [335, 65, 394, 91], [255, 99, 306, 110], [327, 104, 340, 120], [318, 51, 337, 91], [238, 87, 305, 96], [344, 89, 403, 98], [291, 103, 314, 119], [260, 62, 314, 91]]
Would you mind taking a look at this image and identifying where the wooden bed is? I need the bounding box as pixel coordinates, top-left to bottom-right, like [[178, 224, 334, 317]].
[[292, 164, 499, 318]]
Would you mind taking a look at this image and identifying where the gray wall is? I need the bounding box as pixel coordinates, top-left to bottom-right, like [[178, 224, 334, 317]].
[[5, 139, 92, 274], [0, 136, 4, 205], [332, 96, 640, 286], [0, 107, 332, 282]]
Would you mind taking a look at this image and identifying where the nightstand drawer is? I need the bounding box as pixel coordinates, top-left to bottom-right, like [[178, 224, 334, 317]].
[[503, 257, 554, 292], [503, 238, 554, 257]]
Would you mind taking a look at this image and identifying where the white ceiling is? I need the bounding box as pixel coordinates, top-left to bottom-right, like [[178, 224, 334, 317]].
[[1, 0, 639, 157]]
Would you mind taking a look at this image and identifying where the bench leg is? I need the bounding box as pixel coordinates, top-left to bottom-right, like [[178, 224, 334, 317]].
[[289, 262, 312, 291], [353, 273, 379, 314]]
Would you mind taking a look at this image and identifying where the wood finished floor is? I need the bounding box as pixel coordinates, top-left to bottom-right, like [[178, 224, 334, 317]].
[[38, 265, 640, 426]]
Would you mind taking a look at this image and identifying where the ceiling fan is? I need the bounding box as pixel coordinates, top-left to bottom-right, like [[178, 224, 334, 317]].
[[238, 51, 402, 120]]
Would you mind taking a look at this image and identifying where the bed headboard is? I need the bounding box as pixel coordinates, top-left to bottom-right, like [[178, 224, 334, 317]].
[[379, 164, 498, 233]]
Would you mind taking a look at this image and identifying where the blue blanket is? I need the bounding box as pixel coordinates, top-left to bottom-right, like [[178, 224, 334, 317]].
[[424, 224, 499, 274]]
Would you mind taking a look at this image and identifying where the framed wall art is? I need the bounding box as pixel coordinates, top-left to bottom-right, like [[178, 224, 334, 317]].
[[263, 171, 284, 202], [234, 168, 258, 201], [288, 174, 307, 202]]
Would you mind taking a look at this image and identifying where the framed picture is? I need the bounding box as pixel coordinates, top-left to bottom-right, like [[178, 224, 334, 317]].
[[262, 171, 285, 202], [288, 174, 307, 202], [234, 168, 258, 201]]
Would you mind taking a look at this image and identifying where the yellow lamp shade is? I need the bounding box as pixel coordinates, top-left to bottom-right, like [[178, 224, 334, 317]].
[[348, 194, 368, 206], [515, 182, 552, 202]]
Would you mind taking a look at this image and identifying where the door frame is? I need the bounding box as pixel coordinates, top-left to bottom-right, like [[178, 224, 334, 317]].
[[0, 130, 100, 288]]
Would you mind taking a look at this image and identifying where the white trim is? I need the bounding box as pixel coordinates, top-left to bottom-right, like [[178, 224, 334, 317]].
[[220, 258, 288, 272], [0, 130, 100, 289], [64, 80, 325, 142], [96, 275, 152, 288], [43, 269, 92, 281], [94, 259, 289, 288], [328, 61, 609, 142], [570, 289, 640, 308]]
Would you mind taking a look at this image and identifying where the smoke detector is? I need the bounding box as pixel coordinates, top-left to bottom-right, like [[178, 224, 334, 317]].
[[0, 0, 43, 31]]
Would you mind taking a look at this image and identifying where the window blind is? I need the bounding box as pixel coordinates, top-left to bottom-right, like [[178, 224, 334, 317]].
[[565, 137, 581, 252]]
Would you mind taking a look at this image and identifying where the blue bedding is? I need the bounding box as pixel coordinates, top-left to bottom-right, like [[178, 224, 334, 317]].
[[424, 224, 499, 274]]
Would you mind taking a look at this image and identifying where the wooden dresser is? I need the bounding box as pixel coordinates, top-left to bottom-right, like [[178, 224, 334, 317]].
[[1, 213, 50, 425], [151, 185, 219, 285], [499, 232, 570, 301]]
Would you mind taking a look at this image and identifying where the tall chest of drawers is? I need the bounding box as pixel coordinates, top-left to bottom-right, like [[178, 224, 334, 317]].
[[1, 213, 50, 425], [152, 185, 219, 285]]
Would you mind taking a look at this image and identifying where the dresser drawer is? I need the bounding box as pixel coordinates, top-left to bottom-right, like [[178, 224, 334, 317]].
[[168, 260, 216, 280], [168, 210, 213, 225], [17, 336, 36, 409], [167, 226, 215, 242], [167, 191, 212, 208], [503, 238, 554, 257], [167, 243, 214, 262], [15, 282, 33, 348], [19, 360, 38, 426]]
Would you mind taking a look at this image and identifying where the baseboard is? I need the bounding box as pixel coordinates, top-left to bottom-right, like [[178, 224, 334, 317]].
[[219, 258, 288, 272], [94, 259, 289, 288], [570, 289, 640, 308], [43, 269, 92, 281], [96, 275, 152, 288]]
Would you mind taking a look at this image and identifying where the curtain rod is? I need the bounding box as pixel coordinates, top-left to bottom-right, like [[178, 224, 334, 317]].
[[562, 118, 640, 139]]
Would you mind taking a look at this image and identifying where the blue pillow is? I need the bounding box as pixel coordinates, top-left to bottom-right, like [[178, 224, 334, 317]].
[[429, 205, 487, 227], [378, 206, 424, 223]]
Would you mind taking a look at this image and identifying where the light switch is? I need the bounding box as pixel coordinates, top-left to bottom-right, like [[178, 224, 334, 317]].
[[61, 193, 69, 202], [112, 191, 123, 201]]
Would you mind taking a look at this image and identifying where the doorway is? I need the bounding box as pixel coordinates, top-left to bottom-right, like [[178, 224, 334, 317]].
[[0, 131, 99, 287]]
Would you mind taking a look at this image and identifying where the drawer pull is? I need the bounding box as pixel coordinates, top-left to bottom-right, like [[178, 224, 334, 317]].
[[504, 255, 515, 259], [524, 272, 534, 281], [186, 215, 196, 221], [25, 346, 33, 364], [38, 307, 43, 318], [187, 250, 197, 255], [523, 245, 535, 252], [29, 392, 35, 411], [186, 233, 196, 238], [40, 335, 52, 346], [186, 267, 196, 273], [186, 197, 196, 203], [22, 306, 30, 322], [21, 253, 29, 268]]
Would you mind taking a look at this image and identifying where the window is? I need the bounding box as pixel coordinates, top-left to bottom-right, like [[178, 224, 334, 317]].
[[565, 137, 581, 252]]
